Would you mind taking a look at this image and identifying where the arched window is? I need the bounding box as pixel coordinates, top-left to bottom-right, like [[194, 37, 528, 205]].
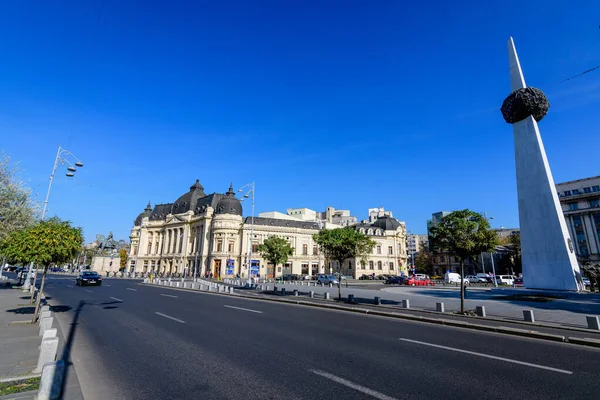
[[147, 233, 153, 255]]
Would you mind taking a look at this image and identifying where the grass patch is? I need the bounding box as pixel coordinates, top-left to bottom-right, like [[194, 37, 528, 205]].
[[0, 377, 40, 396]]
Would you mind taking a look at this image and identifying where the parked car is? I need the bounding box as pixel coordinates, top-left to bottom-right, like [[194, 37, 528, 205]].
[[444, 272, 469, 285], [359, 274, 374, 280], [375, 274, 388, 280], [476, 273, 493, 283], [76, 271, 102, 286], [513, 277, 524, 286], [465, 275, 486, 283], [494, 275, 517, 285], [385, 276, 406, 285], [406, 277, 434, 286], [317, 274, 339, 285]]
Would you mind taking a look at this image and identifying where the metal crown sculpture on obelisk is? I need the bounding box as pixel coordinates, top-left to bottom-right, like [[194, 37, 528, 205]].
[[500, 38, 584, 291]]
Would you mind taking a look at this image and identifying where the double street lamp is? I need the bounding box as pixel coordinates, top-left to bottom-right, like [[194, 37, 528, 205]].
[[24, 146, 84, 290], [238, 182, 255, 287]]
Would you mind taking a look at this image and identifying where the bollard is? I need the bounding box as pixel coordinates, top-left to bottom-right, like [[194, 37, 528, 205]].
[[281, 288, 286, 296], [42, 328, 57, 342], [328, 283, 332, 288], [476, 306, 486, 317], [324, 292, 330, 300], [587, 316, 600, 330], [293, 289, 298, 297], [310, 291, 314, 298], [39, 310, 52, 324], [230, 287, 234, 294], [401, 299, 410, 309], [436, 302, 445, 312], [38, 360, 65, 400], [374, 296, 381, 305], [348, 294, 355, 303], [35, 337, 59, 373], [39, 317, 53, 336], [41, 305, 50, 314], [523, 310, 535, 323]]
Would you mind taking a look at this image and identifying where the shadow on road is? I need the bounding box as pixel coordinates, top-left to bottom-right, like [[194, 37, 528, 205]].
[[6, 304, 71, 314]]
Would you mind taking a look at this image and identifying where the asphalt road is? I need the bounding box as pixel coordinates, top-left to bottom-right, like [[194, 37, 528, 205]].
[[33, 273, 600, 400]]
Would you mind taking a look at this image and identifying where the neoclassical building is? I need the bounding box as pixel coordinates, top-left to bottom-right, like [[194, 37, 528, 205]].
[[128, 180, 408, 278]]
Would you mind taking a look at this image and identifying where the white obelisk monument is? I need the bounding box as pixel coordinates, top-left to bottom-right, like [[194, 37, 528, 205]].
[[505, 37, 584, 291]]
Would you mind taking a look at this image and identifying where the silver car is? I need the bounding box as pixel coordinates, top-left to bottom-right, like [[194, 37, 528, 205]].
[[317, 274, 339, 285]]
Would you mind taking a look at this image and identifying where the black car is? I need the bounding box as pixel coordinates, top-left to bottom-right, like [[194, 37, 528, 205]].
[[384, 276, 406, 285], [76, 271, 102, 286]]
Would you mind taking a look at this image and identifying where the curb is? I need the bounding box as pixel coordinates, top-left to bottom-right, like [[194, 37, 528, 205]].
[[0, 374, 41, 384], [140, 282, 600, 348]]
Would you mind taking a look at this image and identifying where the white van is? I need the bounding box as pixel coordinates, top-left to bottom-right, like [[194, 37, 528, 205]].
[[444, 272, 468, 285], [495, 275, 517, 285]]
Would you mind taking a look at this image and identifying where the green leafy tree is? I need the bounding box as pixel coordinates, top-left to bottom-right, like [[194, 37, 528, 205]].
[[256, 236, 294, 280], [415, 248, 434, 275], [119, 248, 128, 271], [313, 228, 376, 300], [429, 210, 498, 313], [0, 218, 83, 322]]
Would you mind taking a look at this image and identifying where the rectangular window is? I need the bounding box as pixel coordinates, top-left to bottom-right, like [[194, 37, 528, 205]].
[[302, 244, 308, 255], [580, 247, 589, 257], [577, 233, 587, 243], [572, 189, 581, 195], [377, 261, 383, 270], [216, 240, 223, 252], [147, 241, 152, 255], [573, 215, 583, 228], [228, 242, 234, 252], [301, 264, 309, 275], [584, 187, 592, 193], [369, 261, 374, 270], [376, 245, 382, 254], [389, 262, 394, 270], [313, 245, 318, 255], [252, 243, 258, 253], [590, 199, 599, 208], [388, 246, 393, 255], [564, 190, 572, 196], [593, 186, 600, 192], [569, 202, 579, 211]]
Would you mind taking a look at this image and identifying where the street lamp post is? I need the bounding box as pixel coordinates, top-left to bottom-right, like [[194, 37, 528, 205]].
[[484, 211, 498, 287], [25, 146, 83, 290], [238, 182, 255, 287]]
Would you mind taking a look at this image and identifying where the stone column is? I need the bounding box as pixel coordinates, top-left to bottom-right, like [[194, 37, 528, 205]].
[[583, 214, 598, 255]]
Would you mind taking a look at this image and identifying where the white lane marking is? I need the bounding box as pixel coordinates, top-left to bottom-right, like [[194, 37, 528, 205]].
[[126, 288, 137, 291], [104, 284, 111, 287], [311, 370, 398, 400], [85, 290, 93, 293], [110, 297, 123, 302], [160, 294, 178, 298], [399, 338, 573, 375], [223, 305, 263, 314], [154, 312, 185, 324], [67, 285, 73, 288]]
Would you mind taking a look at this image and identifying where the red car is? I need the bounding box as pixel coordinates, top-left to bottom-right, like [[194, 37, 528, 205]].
[[406, 277, 434, 286]]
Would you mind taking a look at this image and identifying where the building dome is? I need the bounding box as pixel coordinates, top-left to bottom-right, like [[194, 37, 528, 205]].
[[171, 179, 206, 215], [371, 215, 402, 231], [134, 201, 152, 226], [215, 183, 242, 216]]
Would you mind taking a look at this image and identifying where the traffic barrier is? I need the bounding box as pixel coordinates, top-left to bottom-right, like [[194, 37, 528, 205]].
[[281, 288, 286, 296], [401, 299, 410, 309], [39, 310, 52, 324], [436, 302, 445, 312], [293, 289, 298, 297], [476, 306, 486, 317], [324, 292, 330, 300], [42, 328, 57, 342], [348, 294, 355, 303], [587, 316, 600, 330], [230, 287, 234, 294], [39, 317, 53, 336], [38, 360, 64, 400], [35, 337, 59, 373], [374, 296, 381, 305], [310, 291, 314, 298], [523, 310, 535, 323]]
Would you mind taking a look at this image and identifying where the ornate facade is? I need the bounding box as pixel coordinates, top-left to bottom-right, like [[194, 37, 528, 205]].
[[128, 180, 408, 278]]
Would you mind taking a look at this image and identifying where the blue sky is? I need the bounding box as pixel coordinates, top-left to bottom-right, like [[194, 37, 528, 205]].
[[1, 1, 599, 242]]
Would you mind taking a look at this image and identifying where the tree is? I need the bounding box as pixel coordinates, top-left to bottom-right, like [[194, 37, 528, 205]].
[[256, 236, 294, 281], [313, 228, 376, 301], [414, 248, 434, 275], [0, 152, 39, 242], [429, 210, 498, 313], [119, 248, 128, 271], [0, 218, 83, 322]]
